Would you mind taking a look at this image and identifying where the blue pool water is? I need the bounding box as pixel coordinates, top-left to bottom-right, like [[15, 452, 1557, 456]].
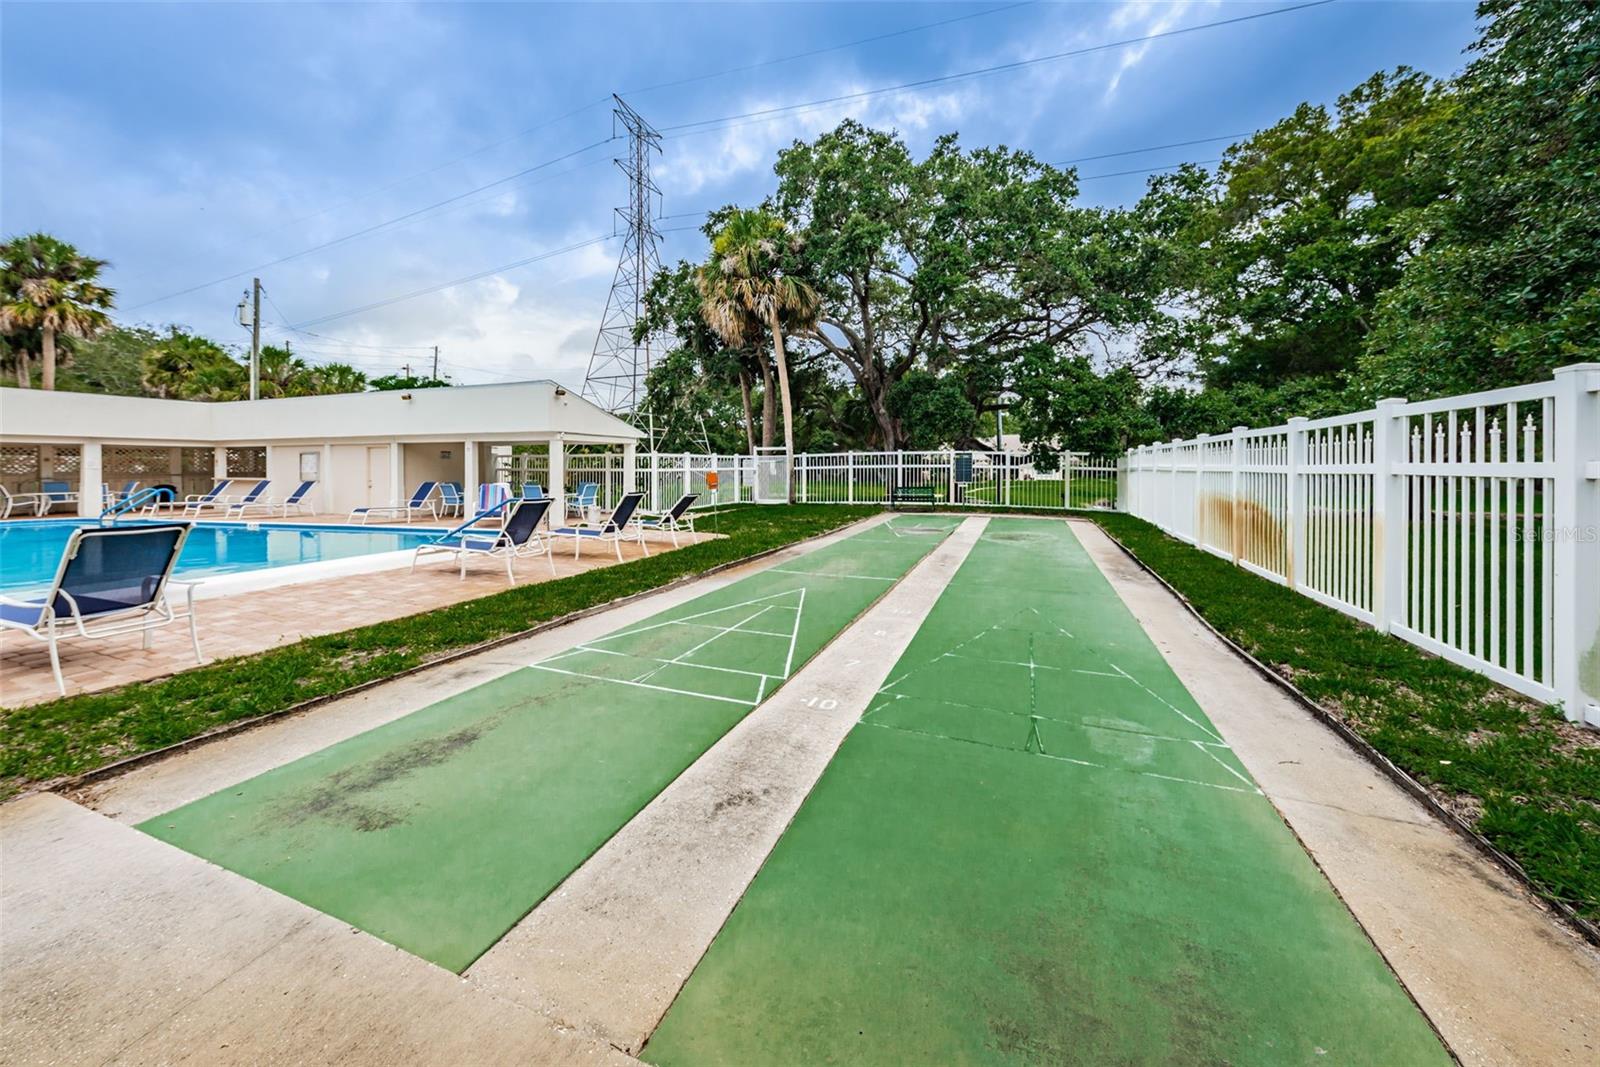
[[0, 519, 444, 593]]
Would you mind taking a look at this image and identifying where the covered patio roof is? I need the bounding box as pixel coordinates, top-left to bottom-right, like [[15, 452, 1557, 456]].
[[0, 380, 642, 447]]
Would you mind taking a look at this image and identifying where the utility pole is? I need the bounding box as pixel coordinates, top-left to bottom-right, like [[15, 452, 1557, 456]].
[[432, 345, 440, 380], [250, 278, 261, 402], [401, 362, 413, 379]]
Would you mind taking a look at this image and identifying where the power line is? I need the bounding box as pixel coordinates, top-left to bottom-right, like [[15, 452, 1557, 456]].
[[209, 3, 1037, 256], [658, 1, 1334, 138], [291, 234, 616, 328], [620, 2, 1037, 97], [128, 137, 619, 311], [1078, 158, 1221, 182], [1059, 134, 1245, 165]]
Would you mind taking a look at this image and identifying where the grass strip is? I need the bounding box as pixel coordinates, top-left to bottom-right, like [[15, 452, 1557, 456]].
[[1090, 512, 1600, 923], [0, 505, 881, 800]]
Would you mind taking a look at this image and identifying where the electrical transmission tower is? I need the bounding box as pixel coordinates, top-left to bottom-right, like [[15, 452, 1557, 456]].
[[582, 95, 663, 419]]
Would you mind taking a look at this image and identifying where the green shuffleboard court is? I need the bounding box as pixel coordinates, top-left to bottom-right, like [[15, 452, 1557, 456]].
[[140, 516, 957, 972], [645, 517, 1447, 1066]]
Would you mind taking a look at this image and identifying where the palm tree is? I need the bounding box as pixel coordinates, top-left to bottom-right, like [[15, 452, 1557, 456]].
[[312, 361, 368, 395], [0, 234, 114, 390], [695, 210, 820, 480]]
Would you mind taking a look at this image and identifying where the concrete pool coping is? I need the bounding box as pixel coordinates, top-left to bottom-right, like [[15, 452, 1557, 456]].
[[0, 515, 457, 603]]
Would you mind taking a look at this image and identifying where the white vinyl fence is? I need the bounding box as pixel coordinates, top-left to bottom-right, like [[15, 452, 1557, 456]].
[[791, 450, 1119, 510], [1124, 364, 1600, 725]]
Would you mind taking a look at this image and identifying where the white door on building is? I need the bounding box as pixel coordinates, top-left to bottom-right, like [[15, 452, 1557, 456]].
[[365, 445, 390, 506]]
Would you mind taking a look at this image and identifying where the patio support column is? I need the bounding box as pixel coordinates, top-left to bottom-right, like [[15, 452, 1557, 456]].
[[623, 441, 637, 501], [548, 436, 566, 523], [77, 442, 103, 517], [213, 446, 229, 483], [321, 443, 335, 516], [388, 441, 402, 503], [464, 440, 480, 514]]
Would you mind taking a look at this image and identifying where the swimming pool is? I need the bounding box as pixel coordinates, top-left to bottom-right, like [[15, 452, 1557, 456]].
[[0, 519, 445, 594]]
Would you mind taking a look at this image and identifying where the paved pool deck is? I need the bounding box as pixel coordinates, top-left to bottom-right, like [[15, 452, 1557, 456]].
[[0, 519, 704, 708]]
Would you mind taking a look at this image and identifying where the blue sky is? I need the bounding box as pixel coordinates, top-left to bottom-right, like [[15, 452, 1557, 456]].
[[2, 1, 1479, 387]]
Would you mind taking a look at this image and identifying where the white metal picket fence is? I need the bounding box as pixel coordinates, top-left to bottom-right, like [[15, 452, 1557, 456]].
[[1125, 364, 1600, 725]]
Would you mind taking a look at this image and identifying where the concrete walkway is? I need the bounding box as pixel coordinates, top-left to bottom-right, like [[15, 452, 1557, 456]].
[[1070, 518, 1600, 1067]]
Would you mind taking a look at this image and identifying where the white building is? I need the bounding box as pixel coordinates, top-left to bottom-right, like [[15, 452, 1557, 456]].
[[0, 380, 643, 517]]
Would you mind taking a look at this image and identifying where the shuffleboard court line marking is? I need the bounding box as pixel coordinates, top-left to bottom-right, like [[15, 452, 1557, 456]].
[[660, 621, 793, 639], [859, 720, 1259, 796], [767, 568, 897, 582], [863, 690, 1235, 749], [781, 586, 806, 679], [564, 645, 779, 681], [1108, 662, 1226, 744], [526, 664, 757, 706], [635, 605, 777, 687], [939, 651, 1063, 672], [596, 589, 804, 644], [1191, 740, 1256, 789]]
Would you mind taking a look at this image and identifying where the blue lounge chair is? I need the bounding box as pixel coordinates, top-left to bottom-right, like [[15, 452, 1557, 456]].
[[40, 480, 80, 514], [411, 497, 556, 584], [229, 480, 316, 518], [349, 481, 439, 524], [188, 478, 269, 517], [566, 482, 599, 522], [520, 483, 545, 500], [550, 491, 647, 561], [0, 523, 201, 695], [636, 492, 700, 547], [438, 482, 464, 519]]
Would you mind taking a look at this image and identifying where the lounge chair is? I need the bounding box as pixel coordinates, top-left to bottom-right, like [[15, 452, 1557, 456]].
[[438, 482, 464, 519], [636, 492, 700, 547], [149, 479, 231, 516], [550, 491, 647, 561], [39, 481, 80, 514], [229, 480, 316, 518], [349, 481, 439, 524], [187, 478, 269, 517], [0, 484, 50, 519], [0, 522, 202, 695], [520, 483, 545, 500], [410, 497, 556, 584], [565, 482, 599, 522], [102, 481, 140, 510]]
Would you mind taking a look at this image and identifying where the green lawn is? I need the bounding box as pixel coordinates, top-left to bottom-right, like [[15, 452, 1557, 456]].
[[0, 505, 882, 800], [1091, 512, 1600, 923]]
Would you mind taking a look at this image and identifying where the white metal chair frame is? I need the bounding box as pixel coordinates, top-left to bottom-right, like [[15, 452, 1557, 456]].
[[411, 498, 556, 584], [636, 493, 699, 547], [350, 482, 440, 524], [551, 492, 648, 561], [0, 525, 203, 695], [0, 485, 51, 519], [227, 481, 317, 518]]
